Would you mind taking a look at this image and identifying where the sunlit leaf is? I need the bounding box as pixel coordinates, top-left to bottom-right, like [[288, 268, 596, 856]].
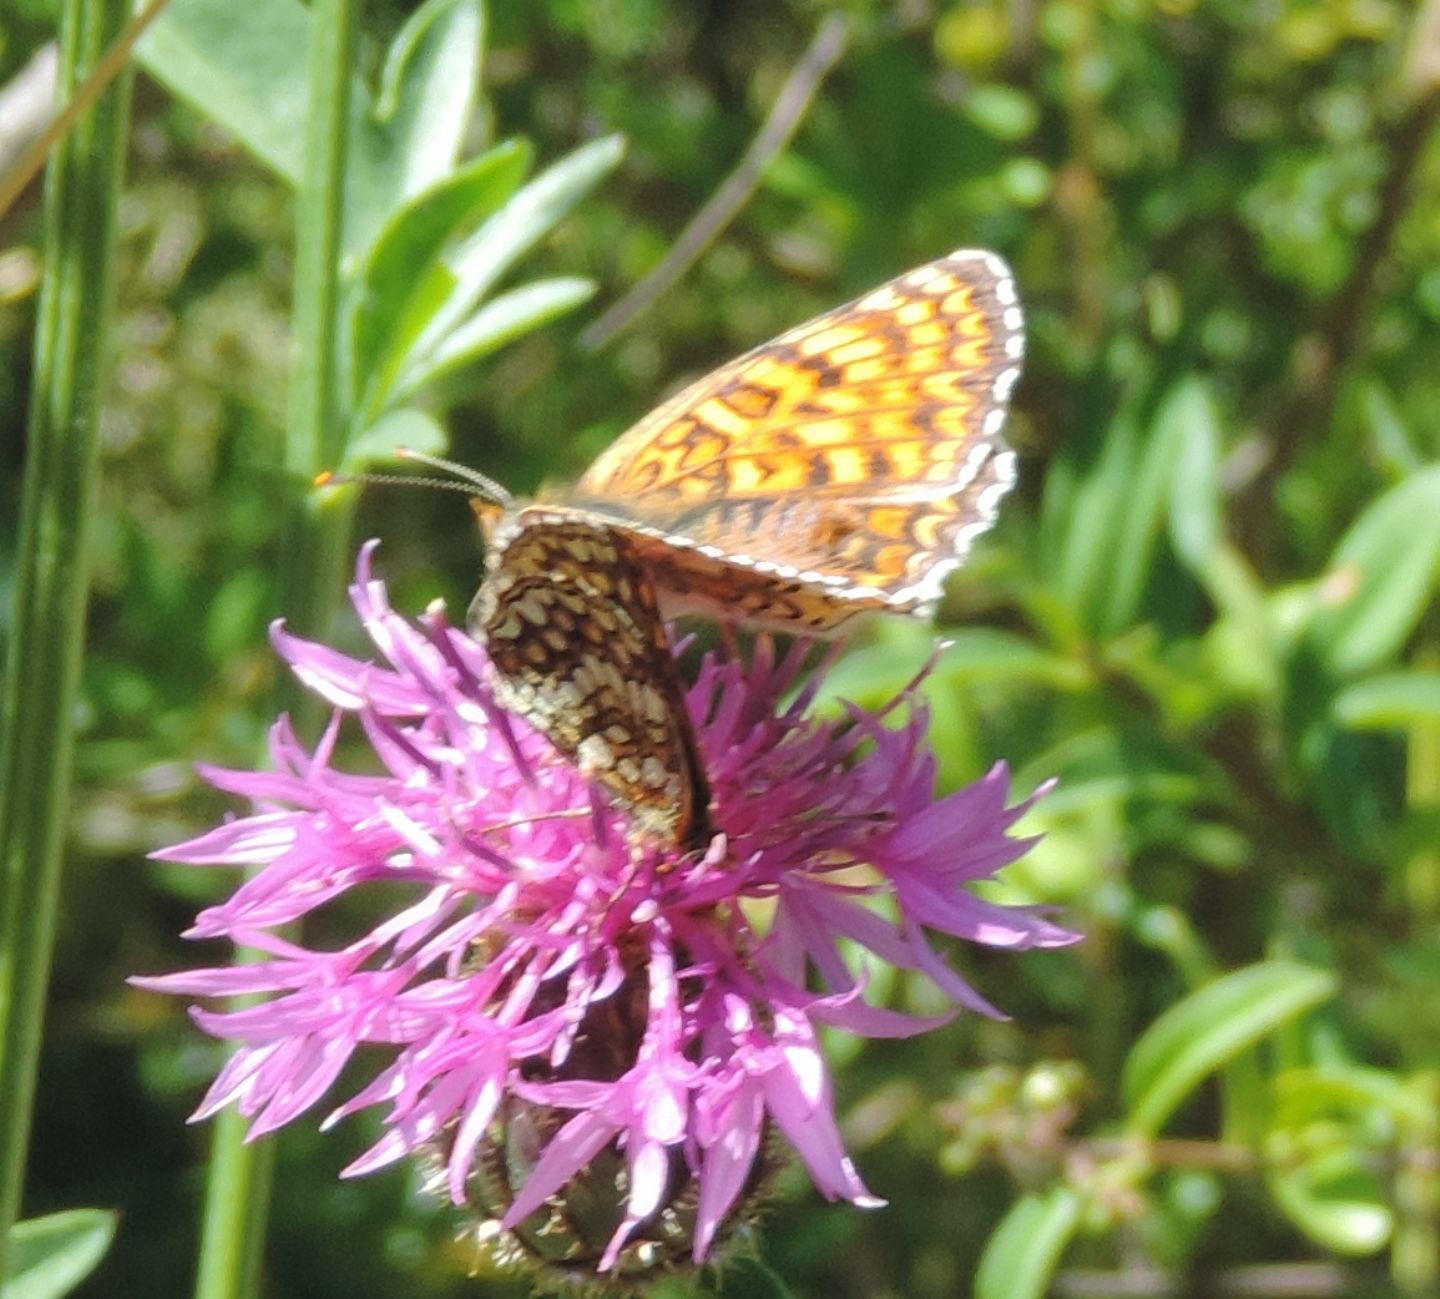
[[1042, 410, 1141, 629], [136, 0, 311, 181], [400, 135, 625, 375], [1267, 1158, 1391, 1255], [974, 1186, 1084, 1299], [4, 1210, 117, 1299], [1333, 671, 1440, 729], [393, 277, 596, 403], [344, 0, 486, 265], [1122, 962, 1337, 1137], [137, 0, 486, 266], [352, 139, 532, 412], [1273, 1065, 1439, 1132], [344, 408, 450, 469], [1305, 465, 1440, 678], [1098, 377, 1199, 635], [1164, 378, 1223, 575]]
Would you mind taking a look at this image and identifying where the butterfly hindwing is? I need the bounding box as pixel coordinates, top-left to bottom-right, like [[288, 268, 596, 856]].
[[470, 509, 711, 850]]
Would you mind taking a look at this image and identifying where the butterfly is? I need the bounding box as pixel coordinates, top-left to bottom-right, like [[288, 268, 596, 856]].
[[466, 249, 1024, 853]]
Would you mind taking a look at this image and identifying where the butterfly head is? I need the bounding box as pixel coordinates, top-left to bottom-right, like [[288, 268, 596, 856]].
[[469, 495, 508, 546]]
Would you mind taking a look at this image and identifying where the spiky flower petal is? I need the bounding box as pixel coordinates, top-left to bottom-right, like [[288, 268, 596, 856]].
[[138, 544, 1076, 1275]]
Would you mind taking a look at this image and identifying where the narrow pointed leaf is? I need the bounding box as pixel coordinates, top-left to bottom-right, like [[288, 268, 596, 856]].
[[1334, 671, 1440, 729], [352, 139, 532, 408], [344, 0, 485, 264], [1122, 961, 1336, 1137], [1099, 376, 1201, 635], [404, 135, 625, 369], [394, 277, 595, 402], [1164, 378, 1223, 574], [1306, 465, 1440, 678]]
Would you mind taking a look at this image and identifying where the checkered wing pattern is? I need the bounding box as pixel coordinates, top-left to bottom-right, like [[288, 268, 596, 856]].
[[470, 511, 709, 850], [565, 249, 1024, 626]]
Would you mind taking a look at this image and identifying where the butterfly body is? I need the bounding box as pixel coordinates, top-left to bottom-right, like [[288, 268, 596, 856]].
[[468, 249, 1023, 851]]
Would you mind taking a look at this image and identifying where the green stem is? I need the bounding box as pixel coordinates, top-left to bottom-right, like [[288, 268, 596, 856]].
[[0, 0, 133, 1281], [1395, 650, 1440, 1293], [193, 1109, 277, 1299], [192, 2, 358, 1296], [1404, 646, 1440, 934]]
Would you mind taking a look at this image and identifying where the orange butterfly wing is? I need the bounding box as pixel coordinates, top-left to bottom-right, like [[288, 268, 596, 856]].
[[560, 248, 1023, 624]]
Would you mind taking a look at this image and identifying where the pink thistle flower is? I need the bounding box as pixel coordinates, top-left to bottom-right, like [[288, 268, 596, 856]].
[[137, 543, 1076, 1278]]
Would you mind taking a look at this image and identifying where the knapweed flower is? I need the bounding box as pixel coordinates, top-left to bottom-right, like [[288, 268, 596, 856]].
[[138, 543, 1076, 1280]]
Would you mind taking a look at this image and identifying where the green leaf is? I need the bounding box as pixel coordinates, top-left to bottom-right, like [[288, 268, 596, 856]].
[[1043, 412, 1140, 627], [1039, 366, 1207, 639], [402, 135, 625, 374], [393, 277, 596, 403], [708, 1256, 802, 1298], [1164, 378, 1224, 575], [1122, 961, 1338, 1137], [1200, 548, 1281, 702], [352, 139, 532, 412], [1267, 1157, 1391, 1255], [1306, 465, 1440, 678], [4, 1210, 117, 1299], [138, 0, 486, 264], [135, 0, 311, 182], [1098, 377, 1202, 636], [935, 629, 1091, 689], [1040, 375, 1217, 638], [1359, 379, 1423, 475], [344, 0, 486, 266], [974, 1187, 1084, 1299], [1334, 671, 1440, 729], [1274, 1064, 1439, 1132], [344, 408, 450, 470]]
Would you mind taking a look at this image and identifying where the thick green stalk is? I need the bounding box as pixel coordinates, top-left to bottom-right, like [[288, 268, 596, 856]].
[[1404, 646, 1440, 936], [0, 0, 133, 1281], [192, 2, 358, 1296]]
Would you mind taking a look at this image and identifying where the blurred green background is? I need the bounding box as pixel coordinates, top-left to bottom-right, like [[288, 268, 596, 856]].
[[3, 0, 1440, 1295]]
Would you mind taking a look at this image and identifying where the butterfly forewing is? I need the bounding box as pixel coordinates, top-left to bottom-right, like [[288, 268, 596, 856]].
[[564, 249, 1022, 620]]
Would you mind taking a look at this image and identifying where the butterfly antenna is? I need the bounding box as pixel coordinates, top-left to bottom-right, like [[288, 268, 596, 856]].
[[394, 448, 514, 505], [315, 447, 513, 506]]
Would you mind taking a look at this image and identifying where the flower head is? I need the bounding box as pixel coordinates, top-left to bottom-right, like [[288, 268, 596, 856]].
[[139, 543, 1076, 1278]]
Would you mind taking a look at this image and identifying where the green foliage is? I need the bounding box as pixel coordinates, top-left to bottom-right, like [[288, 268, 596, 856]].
[[975, 1186, 1084, 1299], [3, 0, 1440, 1295], [3, 1211, 117, 1299], [1120, 961, 1337, 1137]]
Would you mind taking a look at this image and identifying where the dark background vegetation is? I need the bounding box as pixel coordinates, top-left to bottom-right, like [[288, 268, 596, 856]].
[[3, 1, 1440, 1295]]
